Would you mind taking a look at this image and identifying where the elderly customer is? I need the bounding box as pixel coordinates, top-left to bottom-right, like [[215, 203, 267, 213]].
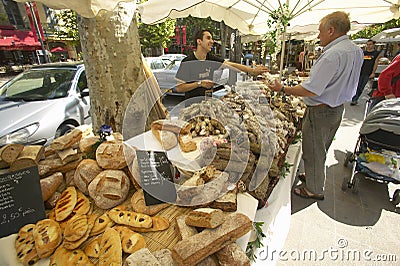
[[268, 11, 363, 200]]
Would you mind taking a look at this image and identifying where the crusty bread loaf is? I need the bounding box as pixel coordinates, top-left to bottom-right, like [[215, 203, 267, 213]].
[[172, 213, 252, 266], [210, 188, 238, 212], [74, 159, 102, 195], [15, 224, 40, 266], [130, 189, 169, 216], [40, 172, 63, 201], [185, 208, 225, 229], [50, 128, 83, 150], [151, 128, 178, 150], [79, 135, 100, 153], [124, 248, 161, 266], [33, 219, 62, 258], [174, 215, 217, 266], [96, 141, 130, 170], [215, 243, 250, 266], [98, 227, 122, 266], [88, 169, 130, 209], [151, 119, 191, 135], [113, 225, 146, 253], [153, 249, 176, 266]]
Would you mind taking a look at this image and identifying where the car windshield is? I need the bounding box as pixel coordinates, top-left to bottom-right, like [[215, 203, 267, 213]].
[[0, 68, 76, 101]]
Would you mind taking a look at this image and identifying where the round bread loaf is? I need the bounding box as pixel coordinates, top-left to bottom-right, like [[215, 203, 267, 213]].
[[74, 159, 103, 195], [88, 170, 130, 209], [96, 141, 135, 170]]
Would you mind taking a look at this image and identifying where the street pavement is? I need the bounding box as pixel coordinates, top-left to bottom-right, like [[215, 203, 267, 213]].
[[279, 84, 400, 265]]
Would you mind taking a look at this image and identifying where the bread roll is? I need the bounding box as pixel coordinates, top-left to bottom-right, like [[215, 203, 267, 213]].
[[74, 159, 102, 195], [88, 170, 130, 209]]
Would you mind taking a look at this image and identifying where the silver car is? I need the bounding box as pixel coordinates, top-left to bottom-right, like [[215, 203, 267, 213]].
[[0, 62, 90, 147]]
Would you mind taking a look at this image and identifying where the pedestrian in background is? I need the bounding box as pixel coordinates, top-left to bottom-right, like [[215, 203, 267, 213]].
[[369, 53, 400, 109], [351, 39, 383, 105], [268, 11, 363, 200]]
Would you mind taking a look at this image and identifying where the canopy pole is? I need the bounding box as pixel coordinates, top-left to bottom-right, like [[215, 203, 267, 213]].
[[26, 2, 48, 64], [279, 24, 287, 81]]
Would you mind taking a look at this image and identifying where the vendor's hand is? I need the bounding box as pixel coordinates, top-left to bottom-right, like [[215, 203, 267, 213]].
[[385, 94, 396, 99], [252, 65, 269, 76], [267, 79, 283, 92], [369, 73, 375, 79], [200, 79, 214, 89]]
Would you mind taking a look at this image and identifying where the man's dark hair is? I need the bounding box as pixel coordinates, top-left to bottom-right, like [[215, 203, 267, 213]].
[[367, 39, 376, 44], [193, 29, 212, 47]]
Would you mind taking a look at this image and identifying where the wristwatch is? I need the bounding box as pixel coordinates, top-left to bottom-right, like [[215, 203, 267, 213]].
[[197, 80, 202, 87]]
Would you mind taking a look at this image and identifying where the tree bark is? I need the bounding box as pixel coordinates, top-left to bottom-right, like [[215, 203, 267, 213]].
[[78, 3, 145, 133]]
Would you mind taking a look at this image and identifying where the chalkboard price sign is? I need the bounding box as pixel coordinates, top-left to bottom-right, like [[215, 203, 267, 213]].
[[136, 150, 177, 206], [0, 166, 46, 238]]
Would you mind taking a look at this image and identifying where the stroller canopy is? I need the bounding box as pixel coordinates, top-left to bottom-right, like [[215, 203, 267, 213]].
[[360, 98, 400, 135]]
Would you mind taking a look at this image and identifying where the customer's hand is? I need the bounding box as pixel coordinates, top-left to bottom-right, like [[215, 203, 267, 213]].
[[384, 94, 396, 99], [252, 65, 269, 76], [200, 79, 214, 89], [267, 79, 283, 92]]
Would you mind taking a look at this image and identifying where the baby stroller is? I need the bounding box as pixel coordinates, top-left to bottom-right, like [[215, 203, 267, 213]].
[[342, 98, 400, 205]]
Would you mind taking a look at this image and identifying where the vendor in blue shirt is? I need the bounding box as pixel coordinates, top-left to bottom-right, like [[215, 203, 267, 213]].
[[268, 11, 363, 200], [175, 29, 268, 101]]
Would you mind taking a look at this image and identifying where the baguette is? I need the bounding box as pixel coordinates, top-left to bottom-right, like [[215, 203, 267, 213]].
[[172, 213, 252, 266]]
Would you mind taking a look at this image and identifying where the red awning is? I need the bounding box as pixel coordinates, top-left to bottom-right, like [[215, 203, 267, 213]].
[[50, 46, 67, 53], [0, 28, 41, 51]]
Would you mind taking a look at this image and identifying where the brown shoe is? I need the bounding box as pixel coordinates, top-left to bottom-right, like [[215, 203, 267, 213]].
[[294, 187, 324, 200]]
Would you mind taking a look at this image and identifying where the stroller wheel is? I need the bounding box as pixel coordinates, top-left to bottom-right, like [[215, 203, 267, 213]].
[[392, 189, 400, 205], [341, 176, 350, 191], [343, 151, 353, 167], [351, 176, 360, 194]]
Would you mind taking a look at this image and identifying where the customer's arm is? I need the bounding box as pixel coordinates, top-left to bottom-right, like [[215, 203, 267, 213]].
[[268, 79, 316, 97], [223, 61, 268, 76], [370, 52, 383, 79]]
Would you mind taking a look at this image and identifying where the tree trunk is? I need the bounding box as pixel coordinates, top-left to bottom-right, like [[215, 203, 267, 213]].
[[77, 3, 145, 133]]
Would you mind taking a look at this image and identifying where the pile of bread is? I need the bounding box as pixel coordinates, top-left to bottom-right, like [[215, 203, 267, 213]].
[[15, 185, 171, 265]]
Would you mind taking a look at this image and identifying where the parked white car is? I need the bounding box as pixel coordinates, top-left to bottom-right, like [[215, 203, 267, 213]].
[[0, 62, 90, 147]]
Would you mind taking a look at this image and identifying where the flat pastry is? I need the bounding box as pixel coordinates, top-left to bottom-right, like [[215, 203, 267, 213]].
[[55, 186, 77, 221], [49, 246, 94, 266], [83, 237, 101, 258], [131, 216, 170, 232], [15, 224, 40, 266], [113, 225, 146, 253], [73, 190, 91, 215], [89, 213, 114, 236], [33, 219, 62, 258], [108, 209, 152, 228], [98, 227, 122, 266], [63, 214, 88, 242]]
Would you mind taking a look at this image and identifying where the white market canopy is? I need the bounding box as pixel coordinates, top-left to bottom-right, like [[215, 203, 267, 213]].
[[372, 27, 400, 42], [138, 0, 400, 35]]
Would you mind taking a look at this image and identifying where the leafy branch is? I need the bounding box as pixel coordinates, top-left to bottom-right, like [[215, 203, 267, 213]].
[[280, 161, 293, 178], [246, 221, 266, 261]]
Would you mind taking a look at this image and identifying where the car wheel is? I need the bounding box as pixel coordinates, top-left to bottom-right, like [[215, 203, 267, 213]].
[[55, 124, 75, 139]]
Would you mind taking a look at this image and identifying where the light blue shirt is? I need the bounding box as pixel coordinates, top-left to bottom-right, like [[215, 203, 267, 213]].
[[302, 35, 363, 107]]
